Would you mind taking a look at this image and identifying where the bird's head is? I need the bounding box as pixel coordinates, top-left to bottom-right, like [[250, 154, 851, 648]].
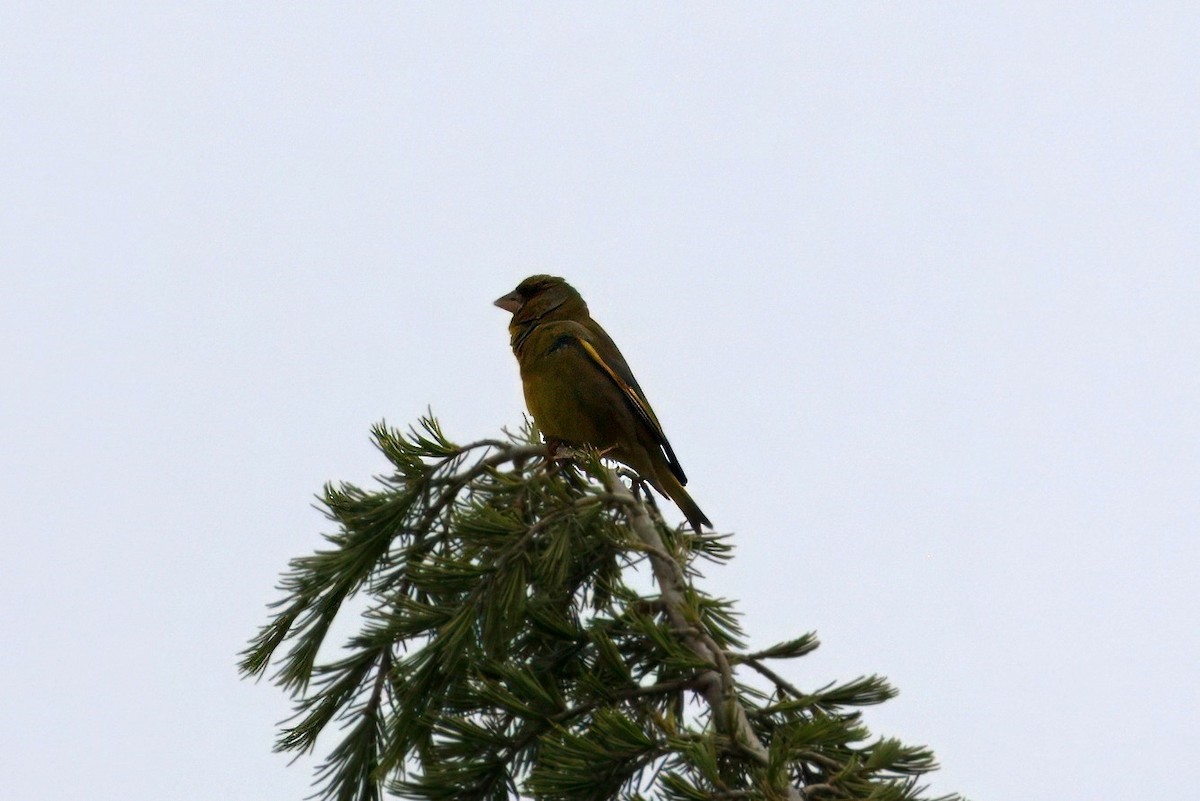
[[494, 275, 589, 325]]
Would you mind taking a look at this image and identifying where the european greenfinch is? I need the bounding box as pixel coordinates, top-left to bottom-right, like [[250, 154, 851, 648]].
[[495, 275, 710, 531]]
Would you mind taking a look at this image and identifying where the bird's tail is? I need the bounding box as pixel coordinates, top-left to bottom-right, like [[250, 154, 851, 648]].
[[659, 470, 711, 532]]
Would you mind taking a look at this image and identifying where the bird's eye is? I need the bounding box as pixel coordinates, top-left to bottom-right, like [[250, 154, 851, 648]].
[[518, 280, 547, 298]]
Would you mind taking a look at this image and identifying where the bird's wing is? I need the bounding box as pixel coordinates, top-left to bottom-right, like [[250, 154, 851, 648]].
[[573, 336, 689, 485]]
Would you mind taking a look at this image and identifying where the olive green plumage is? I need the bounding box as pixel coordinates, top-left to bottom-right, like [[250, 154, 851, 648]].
[[495, 275, 710, 531]]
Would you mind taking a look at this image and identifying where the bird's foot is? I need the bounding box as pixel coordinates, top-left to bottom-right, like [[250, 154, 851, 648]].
[[545, 439, 571, 461]]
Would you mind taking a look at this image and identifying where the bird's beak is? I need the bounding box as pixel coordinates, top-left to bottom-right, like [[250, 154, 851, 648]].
[[494, 291, 522, 313]]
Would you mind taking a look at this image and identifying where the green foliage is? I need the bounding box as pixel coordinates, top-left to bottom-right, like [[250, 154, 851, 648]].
[[241, 415, 960, 801]]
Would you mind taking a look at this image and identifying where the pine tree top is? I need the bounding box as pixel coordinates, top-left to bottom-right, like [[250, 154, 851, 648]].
[[240, 415, 960, 801]]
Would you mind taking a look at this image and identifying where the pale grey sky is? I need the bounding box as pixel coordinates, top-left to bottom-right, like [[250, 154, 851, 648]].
[[2, 5, 1196, 800]]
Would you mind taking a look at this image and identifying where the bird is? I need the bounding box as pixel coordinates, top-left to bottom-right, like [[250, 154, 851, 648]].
[[494, 275, 710, 531]]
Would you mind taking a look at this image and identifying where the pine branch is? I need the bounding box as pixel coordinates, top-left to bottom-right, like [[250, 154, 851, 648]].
[[600, 467, 799, 800]]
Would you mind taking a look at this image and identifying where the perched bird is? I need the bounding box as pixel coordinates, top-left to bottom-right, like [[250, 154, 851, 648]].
[[495, 275, 710, 530]]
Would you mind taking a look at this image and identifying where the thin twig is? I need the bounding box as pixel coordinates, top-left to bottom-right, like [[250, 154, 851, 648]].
[[744, 658, 809, 701]]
